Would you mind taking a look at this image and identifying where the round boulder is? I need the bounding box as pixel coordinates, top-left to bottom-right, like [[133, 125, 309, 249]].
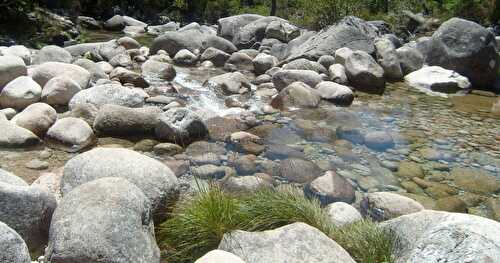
[[41, 76, 82, 106], [0, 222, 31, 263], [155, 108, 208, 146], [45, 117, 96, 153], [11, 103, 57, 137], [0, 55, 27, 88], [0, 76, 41, 110]]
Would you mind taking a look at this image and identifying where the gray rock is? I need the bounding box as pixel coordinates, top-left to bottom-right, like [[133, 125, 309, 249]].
[[424, 18, 498, 88], [192, 164, 226, 179], [253, 53, 278, 75], [109, 67, 149, 88], [109, 53, 133, 68], [173, 49, 198, 65], [61, 148, 179, 218], [117, 36, 140, 50], [63, 103, 98, 126], [374, 38, 403, 80], [0, 169, 28, 186], [69, 83, 148, 110], [0, 221, 31, 263], [382, 210, 500, 263], [32, 45, 72, 65], [361, 192, 424, 221], [65, 42, 105, 57], [155, 108, 208, 146], [202, 35, 238, 54], [345, 50, 385, 94], [364, 131, 395, 151], [200, 47, 230, 67], [0, 56, 27, 88], [147, 22, 179, 36], [141, 59, 176, 80], [73, 58, 108, 83], [0, 181, 57, 252], [328, 64, 349, 84], [122, 16, 147, 28], [0, 119, 40, 148], [77, 16, 101, 29], [206, 72, 251, 95], [226, 52, 254, 71], [265, 20, 300, 43], [218, 14, 264, 43], [218, 222, 356, 263], [0, 76, 41, 110], [11, 103, 57, 137], [334, 47, 354, 66], [104, 15, 126, 31], [305, 171, 355, 205], [222, 175, 270, 193], [316, 81, 354, 106], [94, 104, 162, 136], [150, 29, 207, 56], [195, 250, 246, 263], [41, 76, 82, 106], [279, 158, 322, 183], [283, 59, 328, 74], [272, 69, 322, 91], [404, 66, 471, 95], [0, 45, 31, 65], [233, 17, 286, 49], [46, 117, 96, 152], [45, 177, 160, 263], [29, 62, 91, 89], [0, 108, 16, 120], [318, 55, 336, 69], [396, 46, 424, 75], [326, 202, 362, 227], [271, 81, 321, 110]]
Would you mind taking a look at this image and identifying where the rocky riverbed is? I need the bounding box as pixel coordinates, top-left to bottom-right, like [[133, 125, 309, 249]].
[[1, 12, 500, 263]]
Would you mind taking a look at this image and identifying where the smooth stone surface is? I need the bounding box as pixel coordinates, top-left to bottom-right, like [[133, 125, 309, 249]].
[[361, 192, 424, 221], [0, 76, 41, 110], [326, 202, 363, 227], [0, 221, 31, 263], [45, 117, 96, 153]]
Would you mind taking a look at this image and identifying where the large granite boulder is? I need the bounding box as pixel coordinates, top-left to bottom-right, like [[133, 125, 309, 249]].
[[11, 102, 57, 137], [345, 50, 385, 94], [271, 81, 321, 110], [423, 18, 498, 88], [68, 83, 148, 110], [0, 222, 31, 263], [32, 45, 72, 65], [272, 69, 322, 91], [45, 177, 160, 263], [150, 29, 207, 56], [29, 62, 91, 89], [61, 148, 179, 219], [361, 192, 424, 221], [217, 14, 265, 43], [155, 108, 208, 146], [0, 119, 40, 148], [0, 55, 27, 88], [93, 104, 162, 136], [404, 66, 471, 95], [382, 210, 500, 263], [45, 117, 96, 153], [0, 76, 41, 110], [41, 76, 82, 106], [218, 222, 356, 263]]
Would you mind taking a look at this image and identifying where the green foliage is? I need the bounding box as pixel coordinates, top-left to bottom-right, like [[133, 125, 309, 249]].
[[158, 185, 395, 263]]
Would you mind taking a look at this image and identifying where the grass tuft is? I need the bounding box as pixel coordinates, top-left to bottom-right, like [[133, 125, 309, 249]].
[[158, 185, 395, 263]]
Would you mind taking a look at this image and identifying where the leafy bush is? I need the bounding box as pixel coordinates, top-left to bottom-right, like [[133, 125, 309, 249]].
[[158, 185, 395, 263]]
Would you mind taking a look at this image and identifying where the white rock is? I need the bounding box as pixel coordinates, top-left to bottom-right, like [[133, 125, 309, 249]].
[[195, 250, 246, 263], [0, 76, 41, 110], [326, 202, 362, 227], [404, 66, 471, 97]]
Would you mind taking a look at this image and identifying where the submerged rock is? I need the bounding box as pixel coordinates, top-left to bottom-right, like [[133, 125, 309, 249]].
[[219, 222, 356, 263], [305, 171, 355, 205], [271, 82, 321, 110]]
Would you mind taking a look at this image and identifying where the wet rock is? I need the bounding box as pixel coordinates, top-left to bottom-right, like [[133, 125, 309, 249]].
[[382, 210, 500, 262], [253, 53, 278, 74], [94, 104, 162, 136], [11, 103, 56, 137], [174, 49, 198, 65], [0, 180, 57, 252], [328, 64, 348, 85], [46, 117, 95, 153], [234, 155, 257, 175], [185, 141, 226, 156], [283, 59, 327, 74], [109, 67, 149, 88], [405, 66, 471, 95], [435, 196, 467, 213], [61, 148, 179, 219], [41, 76, 82, 106], [192, 164, 226, 179], [280, 158, 322, 183], [264, 144, 305, 160], [200, 47, 230, 67], [45, 177, 160, 263], [222, 174, 270, 193], [206, 116, 248, 141], [397, 161, 424, 179], [326, 202, 362, 227], [155, 108, 208, 146], [206, 72, 251, 95], [345, 50, 385, 94], [486, 197, 500, 221], [361, 192, 424, 221], [0, 222, 31, 263], [451, 167, 500, 194], [272, 69, 322, 91], [316, 81, 354, 106], [364, 131, 394, 151], [69, 83, 148, 110], [0, 55, 27, 88], [305, 171, 355, 205], [0, 76, 41, 110], [32, 45, 72, 65], [153, 143, 183, 156], [219, 222, 356, 263], [226, 52, 254, 71], [29, 62, 91, 89], [336, 125, 364, 144], [424, 18, 498, 88], [271, 82, 321, 110], [195, 250, 246, 263], [396, 45, 424, 74]]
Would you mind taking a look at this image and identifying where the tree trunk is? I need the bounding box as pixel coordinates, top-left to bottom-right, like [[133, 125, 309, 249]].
[[270, 0, 277, 16]]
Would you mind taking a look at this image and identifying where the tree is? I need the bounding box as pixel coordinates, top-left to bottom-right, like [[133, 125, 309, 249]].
[[270, 0, 277, 15]]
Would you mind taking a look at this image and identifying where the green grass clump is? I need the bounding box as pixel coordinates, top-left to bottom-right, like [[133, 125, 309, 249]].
[[158, 185, 395, 263]]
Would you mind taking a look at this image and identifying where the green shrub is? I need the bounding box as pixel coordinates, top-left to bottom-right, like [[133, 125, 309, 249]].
[[158, 185, 395, 263]]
